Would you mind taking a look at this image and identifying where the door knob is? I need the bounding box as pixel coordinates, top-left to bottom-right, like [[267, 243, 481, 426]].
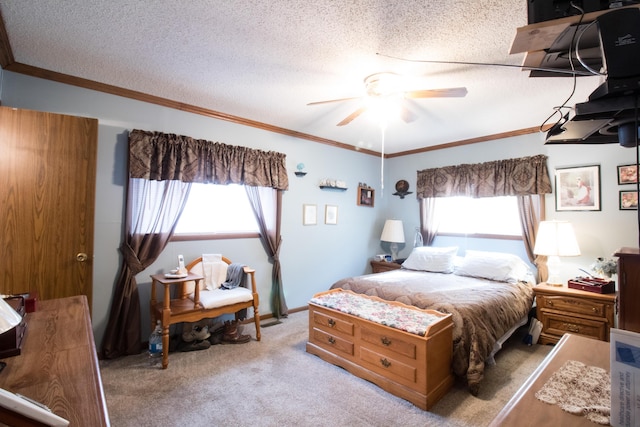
[[76, 253, 89, 262]]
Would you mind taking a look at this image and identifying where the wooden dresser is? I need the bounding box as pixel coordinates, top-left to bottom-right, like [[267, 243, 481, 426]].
[[306, 292, 453, 410], [489, 334, 609, 426], [615, 247, 640, 333], [533, 283, 616, 345], [0, 296, 110, 426]]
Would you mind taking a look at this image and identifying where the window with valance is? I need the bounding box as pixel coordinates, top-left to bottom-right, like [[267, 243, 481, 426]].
[[102, 129, 289, 360], [415, 154, 552, 284]]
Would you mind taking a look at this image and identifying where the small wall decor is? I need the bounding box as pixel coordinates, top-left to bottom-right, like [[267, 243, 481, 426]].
[[620, 190, 638, 210], [392, 180, 413, 199], [618, 164, 638, 185], [295, 163, 307, 177], [319, 178, 347, 190], [357, 183, 374, 207], [325, 205, 338, 224], [555, 165, 600, 211], [302, 204, 317, 225]]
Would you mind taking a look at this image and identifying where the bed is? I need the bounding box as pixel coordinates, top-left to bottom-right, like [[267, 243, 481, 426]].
[[329, 247, 535, 395]]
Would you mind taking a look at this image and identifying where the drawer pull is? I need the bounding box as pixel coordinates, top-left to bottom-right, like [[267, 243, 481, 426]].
[[380, 358, 391, 368], [327, 319, 336, 327], [547, 301, 554, 307], [328, 336, 336, 344], [381, 337, 391, 346], [563, 323, 580, 333]]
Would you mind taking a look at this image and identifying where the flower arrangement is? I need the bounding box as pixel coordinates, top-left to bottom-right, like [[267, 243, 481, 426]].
[[590, 257, 618, 278]]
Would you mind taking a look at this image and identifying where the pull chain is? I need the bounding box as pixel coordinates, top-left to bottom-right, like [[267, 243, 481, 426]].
[[380, 123, 386, 197]]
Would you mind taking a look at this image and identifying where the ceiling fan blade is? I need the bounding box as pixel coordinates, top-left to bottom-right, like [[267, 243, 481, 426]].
[[404, 87, 468, 98], [307, 96, 361, 106], [400, 106, 418, 123], [337, 107, 367, 126]]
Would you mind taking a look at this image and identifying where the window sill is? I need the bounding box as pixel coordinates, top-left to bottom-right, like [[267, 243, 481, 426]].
[[171, 232, 260, 241]]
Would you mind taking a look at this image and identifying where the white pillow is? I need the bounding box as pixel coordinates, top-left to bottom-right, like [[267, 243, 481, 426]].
[[455, 250, 531, 283], [202, 254, 228, 291], [401, 246, 458, 273]]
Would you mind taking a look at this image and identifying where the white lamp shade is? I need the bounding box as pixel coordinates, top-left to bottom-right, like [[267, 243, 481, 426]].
[[381, 220, 405, 243], [533, 220, 581, 257], [0, 298, 21, 334]]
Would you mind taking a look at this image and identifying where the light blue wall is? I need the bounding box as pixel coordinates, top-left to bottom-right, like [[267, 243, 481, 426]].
[[384, 133, 639, 279], [0, 71, 388, 346], [2, 70, 638, 350]]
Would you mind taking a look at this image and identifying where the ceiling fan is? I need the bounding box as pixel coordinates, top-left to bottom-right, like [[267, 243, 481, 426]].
[[307, 72, 467, 126]]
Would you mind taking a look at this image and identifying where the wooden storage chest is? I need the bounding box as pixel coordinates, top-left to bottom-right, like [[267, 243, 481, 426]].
[[306, 289, 453, 410]]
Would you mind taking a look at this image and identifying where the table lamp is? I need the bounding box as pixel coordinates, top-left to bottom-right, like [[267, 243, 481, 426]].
[[533, 220, 581, 286], [381, 219, 405, 261]]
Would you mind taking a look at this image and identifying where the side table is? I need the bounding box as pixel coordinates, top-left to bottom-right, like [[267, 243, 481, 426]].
[[370, 260, 402, 273], [534, 283, 616, 344], [150, 272, 204, 368]]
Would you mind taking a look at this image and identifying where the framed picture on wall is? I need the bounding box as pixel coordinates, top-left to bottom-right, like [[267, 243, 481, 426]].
[[555, 165, 601, 211], [302, 204, 317, 225], [357, 186, 374, 207], [325, 205, 338, 225], [618, 164, 638, 185], [620, 190, 638, 210]]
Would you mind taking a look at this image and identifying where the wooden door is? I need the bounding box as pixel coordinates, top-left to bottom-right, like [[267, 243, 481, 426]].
[[0, 106, 97, 306]]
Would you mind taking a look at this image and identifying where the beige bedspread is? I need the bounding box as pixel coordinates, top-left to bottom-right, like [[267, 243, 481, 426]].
[[330, 269, 534, 395]]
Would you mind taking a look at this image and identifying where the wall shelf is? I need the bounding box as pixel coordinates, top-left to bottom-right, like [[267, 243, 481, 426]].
[[319, 186, 347, 191]]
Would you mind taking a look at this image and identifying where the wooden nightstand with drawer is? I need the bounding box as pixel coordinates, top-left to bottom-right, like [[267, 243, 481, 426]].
[[370, 260, 402, 273], [534, 283, 617, 345]]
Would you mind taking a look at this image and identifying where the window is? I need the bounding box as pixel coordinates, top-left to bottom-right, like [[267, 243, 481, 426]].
[[435, 196, 521, 238], [173, 183, 259, 239]]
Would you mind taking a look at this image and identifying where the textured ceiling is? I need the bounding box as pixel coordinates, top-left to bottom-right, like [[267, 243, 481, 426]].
[[0, 0, 603, 154]]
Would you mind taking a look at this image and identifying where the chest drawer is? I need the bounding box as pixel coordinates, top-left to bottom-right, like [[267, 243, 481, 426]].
[[540, 311, 608, 341], [537, 294, 608, 319], [310, 327, 354, 356], [360, 325, 417, 360], [311, 307, 354, 336], [359, 346, 418, 387]]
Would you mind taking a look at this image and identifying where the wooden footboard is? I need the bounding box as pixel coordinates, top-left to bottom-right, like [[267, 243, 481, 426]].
[[306, 290, 454, 410]]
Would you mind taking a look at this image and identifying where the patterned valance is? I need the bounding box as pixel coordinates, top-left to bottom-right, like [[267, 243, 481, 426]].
[[416, 154, 552, 199], [128, 129, 289, 190]]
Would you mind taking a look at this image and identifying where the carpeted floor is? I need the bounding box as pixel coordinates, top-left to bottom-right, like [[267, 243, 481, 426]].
[[99, 310, 552, 427]]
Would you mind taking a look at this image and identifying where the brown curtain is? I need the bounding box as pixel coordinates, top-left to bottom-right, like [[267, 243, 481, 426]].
[[518, 195, 548, 282], [102, 178, 191, 359], [416, 154, 552, 199], [102, 129, 289, 359], [128, 129, 289, 189], [246, 186, 288, 319]]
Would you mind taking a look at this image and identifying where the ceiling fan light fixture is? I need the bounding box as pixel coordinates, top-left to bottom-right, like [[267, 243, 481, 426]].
[[364, 95, 403, 124], [309, 71, 466, 127], [364, 72, 402, 97]]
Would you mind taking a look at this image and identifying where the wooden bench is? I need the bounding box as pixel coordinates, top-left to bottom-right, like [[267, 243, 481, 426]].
[[306, 289, 453, 410], [150, 256, 261, 368]]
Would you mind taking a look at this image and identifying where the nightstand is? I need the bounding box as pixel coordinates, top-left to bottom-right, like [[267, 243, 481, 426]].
[[370, 260, 402, 273], [533, 283, 617, 345]]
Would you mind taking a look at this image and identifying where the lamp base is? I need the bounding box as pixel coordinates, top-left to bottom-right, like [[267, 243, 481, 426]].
[[546, 256, 564, 287], [390, 243, 399, 261]]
